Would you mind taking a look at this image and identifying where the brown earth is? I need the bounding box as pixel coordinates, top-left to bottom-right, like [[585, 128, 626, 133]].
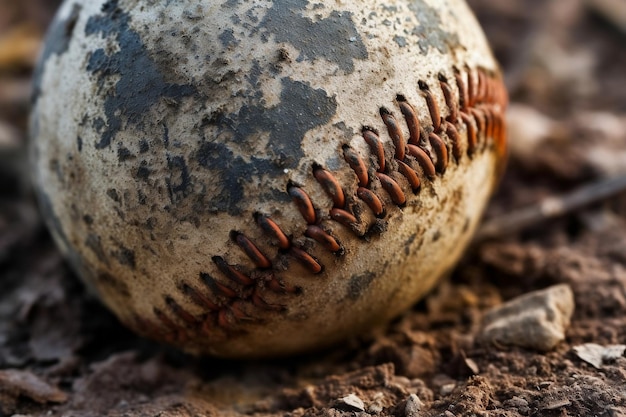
[[1, 0, 625, 416]]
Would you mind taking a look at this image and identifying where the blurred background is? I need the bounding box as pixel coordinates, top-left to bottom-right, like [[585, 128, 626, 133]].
[[1, 1, 625, 416]]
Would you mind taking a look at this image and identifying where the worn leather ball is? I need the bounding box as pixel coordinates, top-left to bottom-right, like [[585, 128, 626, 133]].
[[30, 0, 507, 357]]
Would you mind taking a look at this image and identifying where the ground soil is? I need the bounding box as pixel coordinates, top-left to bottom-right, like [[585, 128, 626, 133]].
[[1, 0, 626, 416]]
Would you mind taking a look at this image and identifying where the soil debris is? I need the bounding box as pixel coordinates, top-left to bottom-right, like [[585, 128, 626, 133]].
[[1, 0, 626, 415]]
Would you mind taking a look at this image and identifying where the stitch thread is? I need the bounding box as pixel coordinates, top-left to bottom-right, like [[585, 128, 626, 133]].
[[133, 67, 508, 338]]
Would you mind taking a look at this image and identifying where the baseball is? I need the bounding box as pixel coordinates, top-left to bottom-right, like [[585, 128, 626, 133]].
[[30, 0, 507, 357]]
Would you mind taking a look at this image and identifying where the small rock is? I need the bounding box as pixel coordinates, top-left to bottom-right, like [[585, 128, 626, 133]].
[[335, 393, 365, 412], [537, 381, 552, 389], [405, 393, 423, 417], [431, 373, 455, 391], [480, 284, 575, 351], [573, 343, 626, 369], [440, 383, 456, 396], [542, 398, 571, 410], [507, 104, 560, 161], [504, 396, 529, 408], [504, 395, 530, 414], [367, 392, 385, 414], [368, 402, 383, 414]]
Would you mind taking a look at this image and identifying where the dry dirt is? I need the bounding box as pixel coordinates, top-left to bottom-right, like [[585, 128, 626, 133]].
[[1, 0, 626, 416]]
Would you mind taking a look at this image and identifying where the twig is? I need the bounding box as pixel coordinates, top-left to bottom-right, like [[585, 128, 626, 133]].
[[475, 174, 626, 241], [584, 0, 626, 36]]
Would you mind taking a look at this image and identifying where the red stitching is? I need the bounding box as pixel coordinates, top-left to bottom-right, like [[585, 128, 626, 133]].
[[455, 69, 469, 112], [407, 144, 436, 179], [397, 96, 422, 144], [252, 289, 285, 311], [267, 276, 299, 294], [428, 132, 449, 174], [362, 128, 386, 172], [357, 186, 385, 217], [180, 282, 220, 311], [439, 76, 459, 123], [229, 301, 254, 322], [445, 121, 462, 162], [380, 108, 407, 160], [213, 255, 255, 286], [255, 213, 290, 250], [165, 296, 198, 326], [289, 246, 323, 274], [313, 165, 346, 208], [343, 145, 369, 187], [288, 185, 316, 224], [420, 80, 442, 132], [142, 67, 509, 336], [461, 112, 477, 155], [153, 307, 185, 343], [396, 159, 421, 193], [467, 68, 479, 107], [470, 108, 486, 149], [231, 232, 272, 269], [376, 172, 406, 206], [305, 225, 341, 252], [217, 308, 234, 329], [330, 207, 358, 228], [200, 272, 238, 299]]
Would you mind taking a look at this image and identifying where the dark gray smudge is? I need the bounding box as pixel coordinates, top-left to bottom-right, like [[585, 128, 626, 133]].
[[394, 35, 408, 48], [196, 77, 337, 215], [408, 0, 460, 54], [112, 244, 136, 269], [404, 233, 417, 256], [259, 0, 367, 72], [347, 271, 376, 300], [166, 155, 192, 204], [85, 0, 196, 149], [85, 233, 109, 265], [219, 28, 239, 48]]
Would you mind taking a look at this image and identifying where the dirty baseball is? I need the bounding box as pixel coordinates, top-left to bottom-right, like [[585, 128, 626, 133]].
[[30, 0, 507, 357]]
